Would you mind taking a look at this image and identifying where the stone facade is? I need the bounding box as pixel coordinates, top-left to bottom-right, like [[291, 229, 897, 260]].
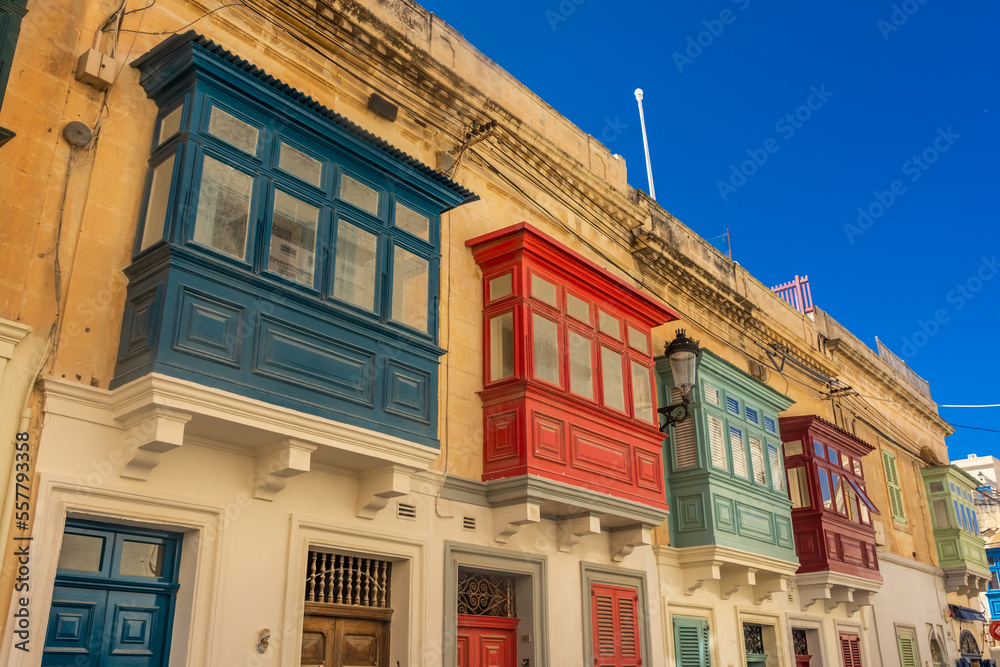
[[0, 0, 985, 665]]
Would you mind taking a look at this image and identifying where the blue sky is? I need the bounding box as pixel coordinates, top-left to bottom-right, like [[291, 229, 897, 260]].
[[420, 0, 1000, 462]]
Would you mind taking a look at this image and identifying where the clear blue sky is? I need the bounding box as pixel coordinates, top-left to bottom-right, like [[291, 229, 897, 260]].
[[420, 0, 1000, 462]]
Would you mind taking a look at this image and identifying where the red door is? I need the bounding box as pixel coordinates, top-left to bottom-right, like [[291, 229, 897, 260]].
[[457, 615, 518, 667]]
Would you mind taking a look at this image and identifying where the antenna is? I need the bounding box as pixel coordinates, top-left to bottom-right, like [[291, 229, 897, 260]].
[[634, 88, 656, 200]]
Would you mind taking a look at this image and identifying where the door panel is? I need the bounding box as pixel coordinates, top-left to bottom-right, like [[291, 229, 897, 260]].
[[43, 587, 106, 665], [43, 521, 181, 667], [302, 614, 388, 667], [457, 616, 518, 667]]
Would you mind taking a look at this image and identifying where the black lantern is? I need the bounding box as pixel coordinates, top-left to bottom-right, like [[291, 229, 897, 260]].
[[658, 329, 701, 432]]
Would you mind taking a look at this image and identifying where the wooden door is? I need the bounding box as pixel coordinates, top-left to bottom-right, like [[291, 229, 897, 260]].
[[301, 614, 389, 667], [457, 615, 518, 667]]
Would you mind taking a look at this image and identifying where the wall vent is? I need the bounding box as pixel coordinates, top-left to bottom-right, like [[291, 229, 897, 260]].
[[397, 502, 417, 520], [462, 516, 477, 531]]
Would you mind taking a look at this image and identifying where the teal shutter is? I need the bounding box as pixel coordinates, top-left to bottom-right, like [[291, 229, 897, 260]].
[[674, 617, 710, 667], [0, 0, 28, 139]]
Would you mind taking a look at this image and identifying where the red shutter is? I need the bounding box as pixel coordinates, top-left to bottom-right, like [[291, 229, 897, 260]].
[[591, 583, 642, 667], [840, 633, 862, 667]]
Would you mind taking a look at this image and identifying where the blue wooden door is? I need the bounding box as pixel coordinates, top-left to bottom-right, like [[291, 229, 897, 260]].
[[42, 521, 181, 666]]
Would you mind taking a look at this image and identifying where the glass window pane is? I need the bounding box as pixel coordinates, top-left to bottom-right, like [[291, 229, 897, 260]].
[[814, 441, 825, 458], [57, 533, 105, 572], [269, 191, 318, 285], [333, 220, 377, 311], [208, 106, 258, 154], [531, 274, 557, 306], [768, 443, 783, 491], [934, 499, 950, 528], [598, 311, 620, 339], [140, 154, 175, 251], [119, 541, 164, 578], [627, 325, 648, 354], [853, 459, 863, 476], [158, 105, 183, 145], [567, 293, 590, 323], [832, 473, 846, 514], [631, 360, 653, 422], [489, 273, 512, 300], [601, 347, 624, 411], [193, 156, 253, 259], [391, 246, 429, 332], [828, 448, 839, 466], [340, 173, 379, 215], [532, 313, 559, 384], [788, 467, 811, 508], [489, 312, 515, 382], [568, 330, 594, 399], [279, 142, 323, 187], [819, 469, 832, 510], [395, 201, 429, 241], [846, 485, 860, 522], [703, 383, 720, 405], [784, 439, 803, 457]]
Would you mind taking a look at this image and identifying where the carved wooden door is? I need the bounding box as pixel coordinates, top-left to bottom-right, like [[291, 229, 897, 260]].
[[301, 614, 389, 667]]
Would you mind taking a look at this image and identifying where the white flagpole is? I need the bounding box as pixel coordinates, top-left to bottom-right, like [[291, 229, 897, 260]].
[[634, 88, 656, 200]]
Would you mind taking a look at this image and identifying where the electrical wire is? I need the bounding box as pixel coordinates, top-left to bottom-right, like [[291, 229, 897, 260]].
[[117, 3, 247, 35], [940, 404, 1000, 409], [951, 424, 1000, 434]]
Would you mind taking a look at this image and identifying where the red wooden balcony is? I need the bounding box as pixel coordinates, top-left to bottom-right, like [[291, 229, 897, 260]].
[[468, 223, 679, 511]]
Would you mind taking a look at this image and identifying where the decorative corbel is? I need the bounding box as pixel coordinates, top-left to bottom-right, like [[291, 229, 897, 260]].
[[682, 561, 722, 596], [119, 407, 192, 480], [357, 465, 413, 519], [753, 573, 788, 605], [252, 439, 316, 501], [721, 567, 757, 600], [610, 525, 651, 563], [493, 502, 541, 543], [557, 514, 602, 552], [798, 582, 833, 612]]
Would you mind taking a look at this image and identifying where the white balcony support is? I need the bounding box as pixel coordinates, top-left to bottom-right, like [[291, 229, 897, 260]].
[[610, 525, 652, 563], [118, 407, 192, 480], [558, 514, 602, 552], [357, 465, 414, 519], [253, 439, 316, 501], [494, 502, 542, 543]]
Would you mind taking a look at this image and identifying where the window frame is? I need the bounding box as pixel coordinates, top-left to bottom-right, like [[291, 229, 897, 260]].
[[483, 264, 658, 427], [133, 86, 443, 343]]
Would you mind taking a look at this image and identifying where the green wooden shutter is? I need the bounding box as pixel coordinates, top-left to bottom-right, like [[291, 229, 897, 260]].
[[882, 449, 906, 523], [897, 633, 918, 667], [707, 415, 727, 470], [674, 617, 710, 667], [671, 388, 698, 468]]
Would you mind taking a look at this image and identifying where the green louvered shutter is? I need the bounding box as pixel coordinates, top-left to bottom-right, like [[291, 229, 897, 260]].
[[882, 449, 906, 523], [897, 633, 918, 667], [674, 617, 710, 667]]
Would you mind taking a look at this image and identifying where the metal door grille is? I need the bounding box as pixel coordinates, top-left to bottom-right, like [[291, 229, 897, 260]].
[[457, 572, 515, 617]]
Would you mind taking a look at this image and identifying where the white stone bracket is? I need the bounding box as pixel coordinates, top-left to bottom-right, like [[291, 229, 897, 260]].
[[119, 407, 192, 480], [557, 514, 602, 552], [252, 439, 316, 501], [610, 525, 652, 563], [753, 573, 789, 605], [494, 502, 541, 543], [682, 561, 722, 596], [721, 567, 757, 600], [357, 465, 414, 519], [798, 582, 833, 612]]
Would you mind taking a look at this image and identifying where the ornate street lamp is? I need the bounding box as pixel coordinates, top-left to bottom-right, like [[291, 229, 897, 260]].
[[658, 329, 701, 432]]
